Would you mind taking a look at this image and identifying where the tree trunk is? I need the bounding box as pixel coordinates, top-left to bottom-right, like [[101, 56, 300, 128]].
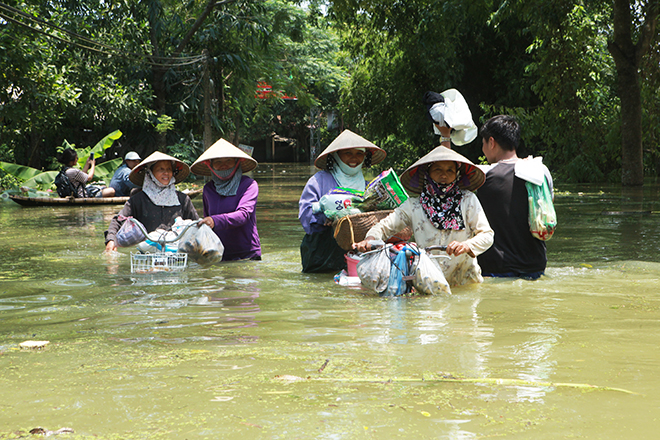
[[608, 0, 659, 186], [148, 0, 233, 152], [152, 65, 168, 151], [202, 50, 213, 149], [616, 61, 644, 186]]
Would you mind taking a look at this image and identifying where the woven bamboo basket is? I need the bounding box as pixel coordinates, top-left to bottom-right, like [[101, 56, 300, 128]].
[[333, 210, 412, 251]]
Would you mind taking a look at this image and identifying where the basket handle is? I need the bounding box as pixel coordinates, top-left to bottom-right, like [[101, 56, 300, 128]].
[[333, 215, 356, 247]]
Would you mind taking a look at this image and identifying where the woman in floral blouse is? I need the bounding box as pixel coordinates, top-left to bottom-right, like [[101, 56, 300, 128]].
[[353, 146, 493, 287]]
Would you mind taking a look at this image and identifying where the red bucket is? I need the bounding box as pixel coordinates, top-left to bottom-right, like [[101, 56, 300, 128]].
[[345, 252, 362, 277]]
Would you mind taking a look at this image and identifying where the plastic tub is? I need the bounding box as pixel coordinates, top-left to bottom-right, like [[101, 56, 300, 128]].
[[345, 252, 362, 277]]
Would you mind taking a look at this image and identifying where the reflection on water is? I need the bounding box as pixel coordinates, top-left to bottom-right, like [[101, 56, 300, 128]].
[[1, 166, 660, 438]]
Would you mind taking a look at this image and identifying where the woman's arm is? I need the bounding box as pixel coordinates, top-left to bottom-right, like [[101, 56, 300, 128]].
[[353, 203, 410, 251], [461, 192, 494, 256], [82, 156, 95, 181], [181, 194, 200, 221], [104, 199, 135, 251], [298, 173, 332, 235]]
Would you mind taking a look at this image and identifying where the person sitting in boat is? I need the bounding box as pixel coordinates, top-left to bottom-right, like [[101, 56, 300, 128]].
[[104, 151, 199, 252], [109, 151, 141, 197], [298, 129, 386, 273], [190, 139, 262, 261], [353, 146, 493, 287], [57, 147, 115, 198]]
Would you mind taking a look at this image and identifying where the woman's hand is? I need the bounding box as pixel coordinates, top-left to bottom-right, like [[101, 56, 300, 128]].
[[105, 240, 117, 253], [199, 216, 215, 229], [352, 235, 376, 253], [446, 240, 475, 257]]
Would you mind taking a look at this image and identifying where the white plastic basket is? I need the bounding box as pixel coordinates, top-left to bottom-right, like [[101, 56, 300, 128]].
[[130, 252, 188, 274]]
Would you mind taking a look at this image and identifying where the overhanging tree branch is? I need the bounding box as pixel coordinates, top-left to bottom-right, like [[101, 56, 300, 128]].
[[174, 0, 238, 57], [635, 0, 659, 62]]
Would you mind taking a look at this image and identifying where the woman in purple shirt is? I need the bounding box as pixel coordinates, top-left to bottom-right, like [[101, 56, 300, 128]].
[[299, 129, 386, 273], [191, 139, 261, 261]]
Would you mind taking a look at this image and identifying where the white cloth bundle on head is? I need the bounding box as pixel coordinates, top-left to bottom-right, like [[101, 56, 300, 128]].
[[431, 89, 478, 146]]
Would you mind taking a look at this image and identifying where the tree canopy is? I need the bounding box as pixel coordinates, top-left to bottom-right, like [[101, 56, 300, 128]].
[[1, 0, 659, 188]]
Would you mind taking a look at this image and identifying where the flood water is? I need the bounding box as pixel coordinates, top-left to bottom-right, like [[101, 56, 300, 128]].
[[1, 163, 660, 439]]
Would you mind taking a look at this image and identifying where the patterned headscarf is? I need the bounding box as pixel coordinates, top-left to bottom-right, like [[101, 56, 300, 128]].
[[141, 166, 180, 207], [418, 166, 464, 230]]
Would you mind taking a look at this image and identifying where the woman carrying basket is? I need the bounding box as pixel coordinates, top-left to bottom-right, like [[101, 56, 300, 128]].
[[190, 139, 262, 261], [353, 146, 493, 286], [298, 129, 386, 273], [104, 152, 199, 252]]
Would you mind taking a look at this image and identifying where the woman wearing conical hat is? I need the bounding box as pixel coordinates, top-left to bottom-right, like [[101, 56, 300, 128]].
[[104, 151, 199, 252], [298, 129, 386, 273], [353, 146, 493, 287], [190, 139, 261, 261]]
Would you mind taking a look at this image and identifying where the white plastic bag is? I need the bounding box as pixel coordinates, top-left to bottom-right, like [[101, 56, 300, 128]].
[[177, 224, 224, 265], [356, 246, 391, 294], [412, 250, 451, 295]]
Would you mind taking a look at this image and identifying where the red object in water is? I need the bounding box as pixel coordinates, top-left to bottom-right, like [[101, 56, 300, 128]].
[[345, 253, 361, 277]]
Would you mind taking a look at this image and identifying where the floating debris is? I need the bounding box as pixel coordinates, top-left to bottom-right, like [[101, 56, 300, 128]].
[[29, 427, 74, 436], [19, 340, 50, 350]]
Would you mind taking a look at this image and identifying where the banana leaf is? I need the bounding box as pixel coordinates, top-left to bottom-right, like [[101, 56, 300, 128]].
[[23, 170, 59, 189], [73, 129, 123, 169], [0, 162, 44, 181], [94, 157, 123, 181]]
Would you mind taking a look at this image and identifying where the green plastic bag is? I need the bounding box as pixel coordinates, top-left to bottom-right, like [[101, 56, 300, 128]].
[[526, 177, 557, 241]]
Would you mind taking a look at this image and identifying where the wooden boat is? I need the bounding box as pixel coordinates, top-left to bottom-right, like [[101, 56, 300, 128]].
[[8, 195, 130, 207], [7, 188, 201, 207]]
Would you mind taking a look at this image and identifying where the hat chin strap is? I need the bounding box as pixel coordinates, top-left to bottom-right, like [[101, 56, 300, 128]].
[[206, 160, 241, 180]]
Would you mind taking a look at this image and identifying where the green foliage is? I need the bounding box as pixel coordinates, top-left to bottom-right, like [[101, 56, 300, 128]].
[[155, 115, 176, 134], [3, 0, 659, 182], [331, 0, 660, 182], [0, 172, 21, 191], [333, 0, 539, 166], [167, 134, 204, 172]]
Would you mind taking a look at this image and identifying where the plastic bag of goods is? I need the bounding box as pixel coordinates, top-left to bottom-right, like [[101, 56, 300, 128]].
[[116, 216, 146, 247], [353, 168, 409, 212], [311, 187, 363, 220], [136, 229, 179, 253], [526, 178, 557, 241], [356, 241, 391, 294], [178, 224, 224, 265], [412, 250, 451, 295]]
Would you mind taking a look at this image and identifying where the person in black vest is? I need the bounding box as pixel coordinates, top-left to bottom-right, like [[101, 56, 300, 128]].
[[476, 115, 553, 280], [104, 152, 199, 253]]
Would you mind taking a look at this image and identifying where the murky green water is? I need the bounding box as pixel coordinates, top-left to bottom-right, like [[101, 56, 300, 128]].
[[1, 164, 660, 439]]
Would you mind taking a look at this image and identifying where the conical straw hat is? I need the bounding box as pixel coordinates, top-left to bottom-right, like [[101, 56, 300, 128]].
[[399, 146, 485, 194], [129, 151, 190, 186], [191, 139, 258, 176], [314, 129, 386, 169]]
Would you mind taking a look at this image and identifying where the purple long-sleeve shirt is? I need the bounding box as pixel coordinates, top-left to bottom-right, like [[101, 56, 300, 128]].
[[298, 170, 369, 235], [203, 176, 261, 261], [298, 170, 340, 235]]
